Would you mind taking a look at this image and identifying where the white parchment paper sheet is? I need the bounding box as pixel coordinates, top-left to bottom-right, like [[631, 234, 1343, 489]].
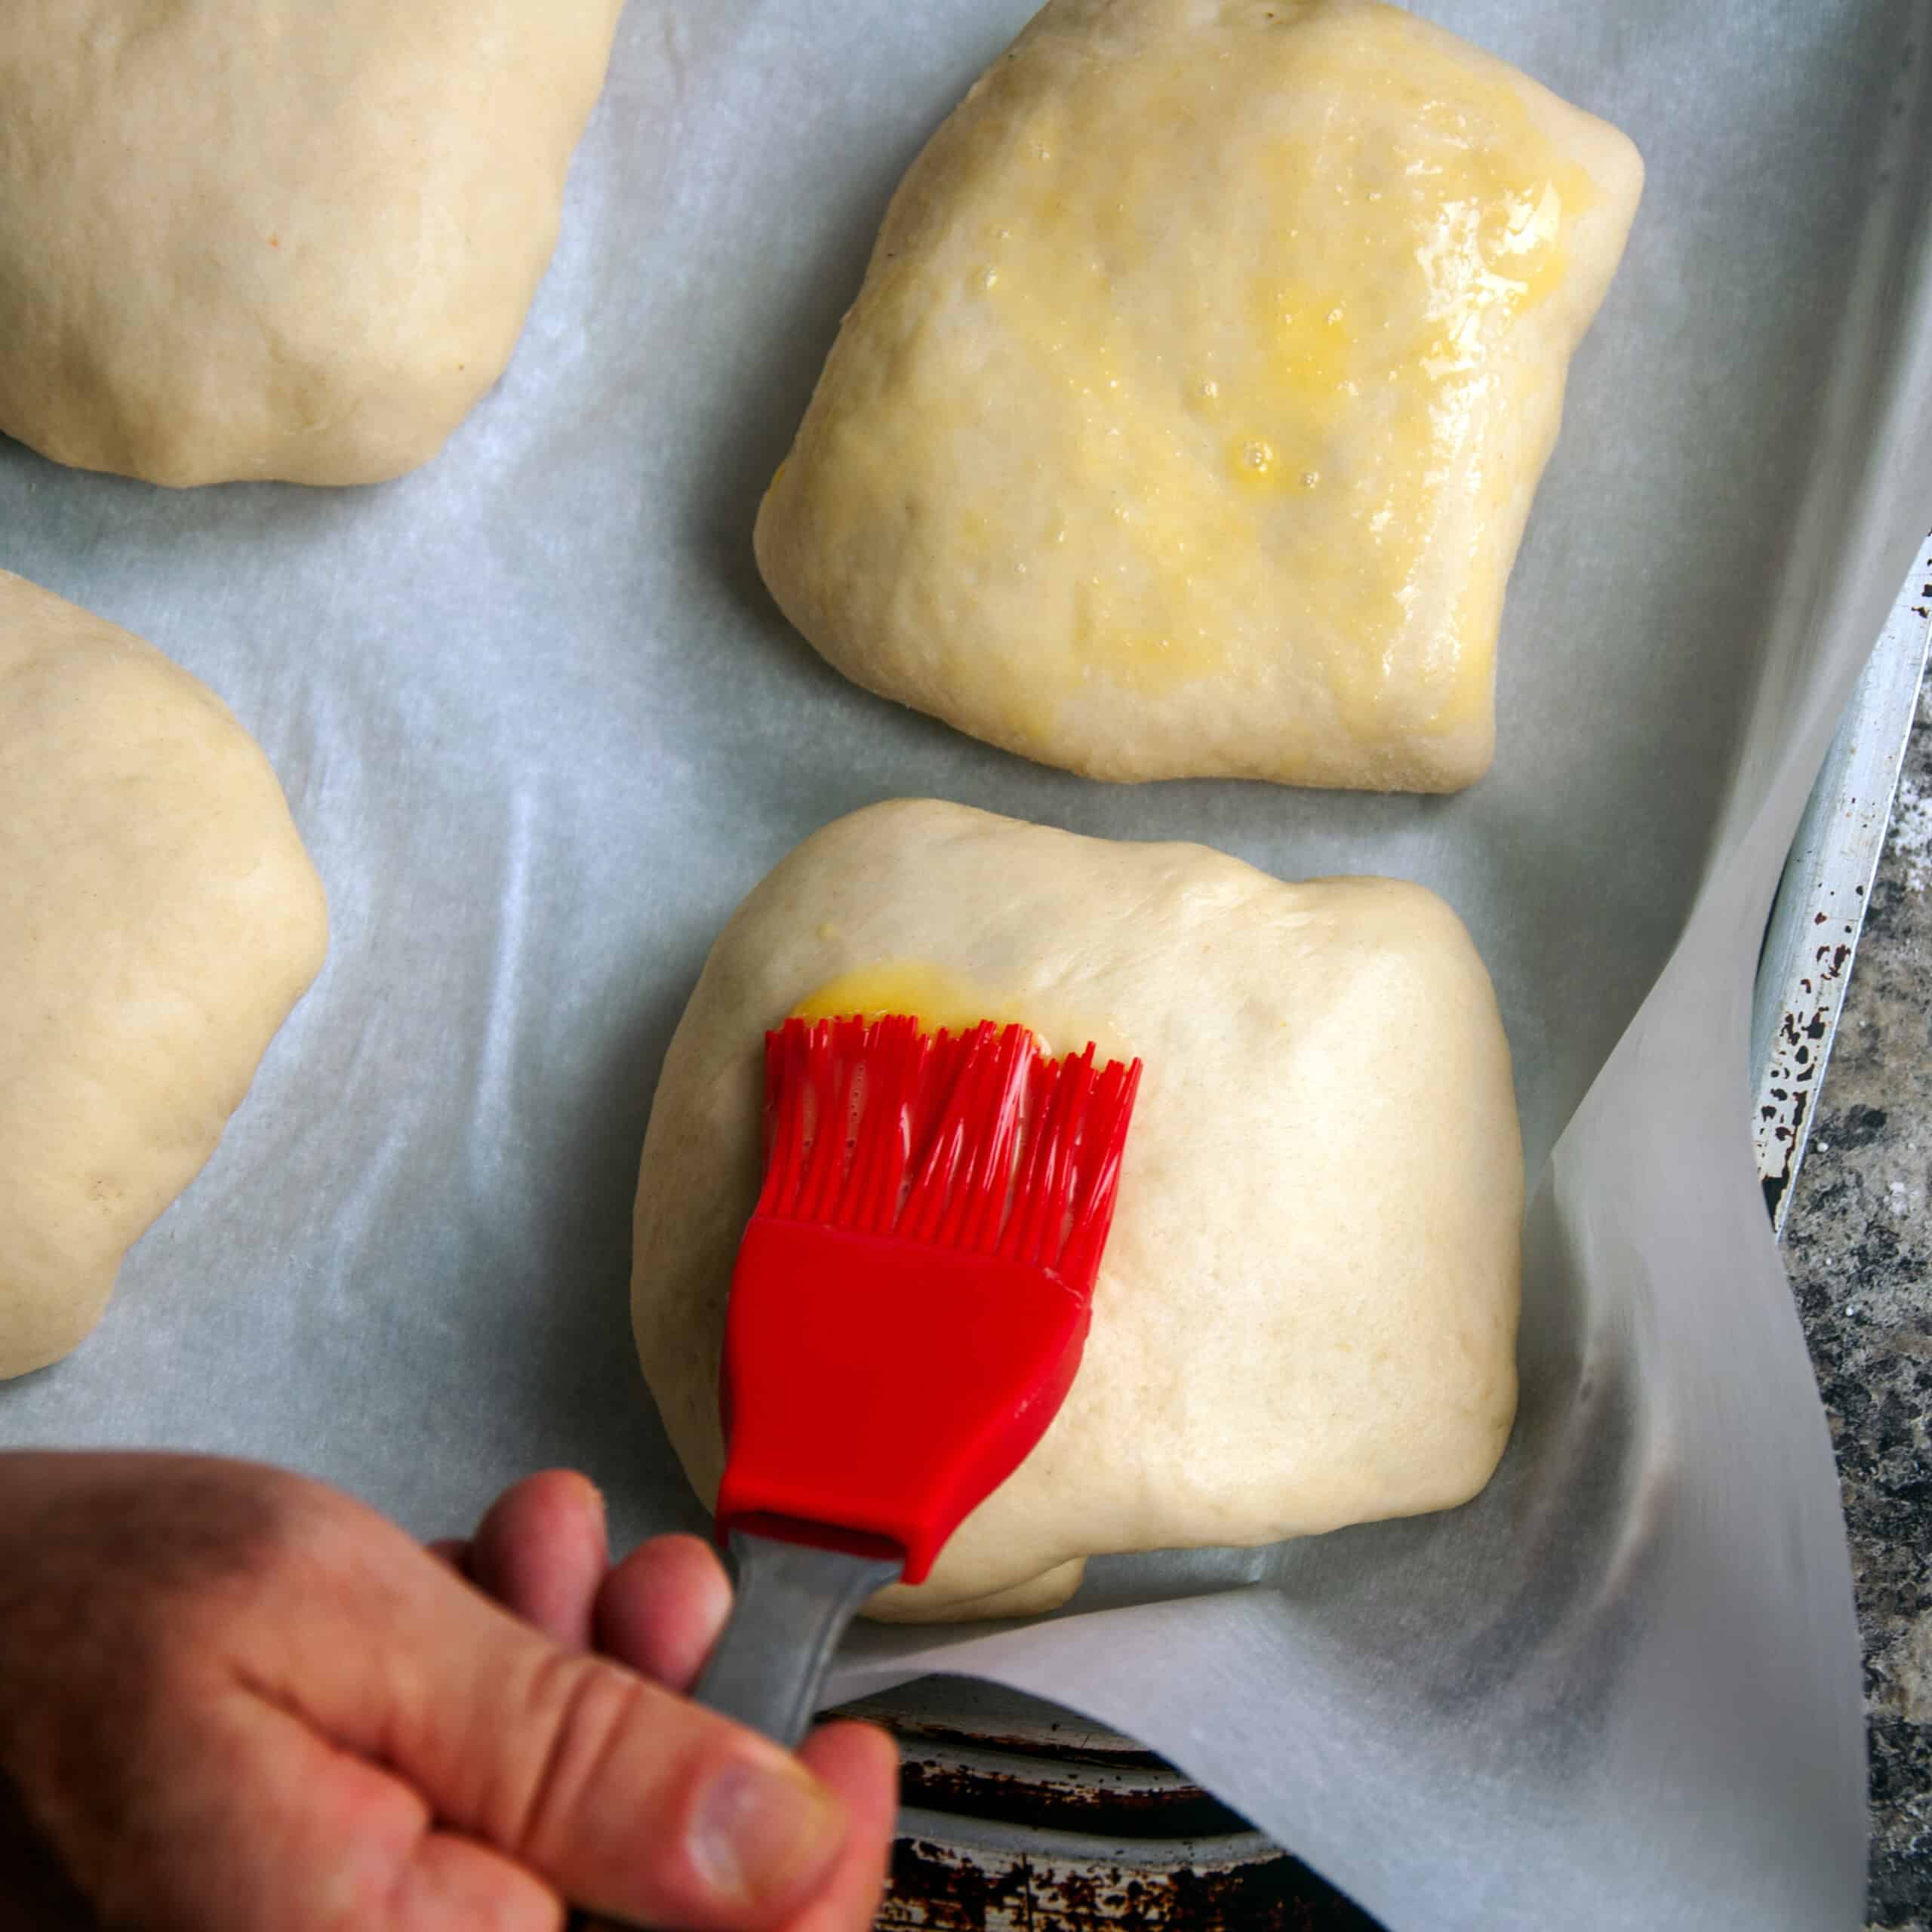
[[4, 3, 1930, 1925]]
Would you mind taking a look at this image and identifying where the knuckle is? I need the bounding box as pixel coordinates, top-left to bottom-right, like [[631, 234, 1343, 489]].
[[495, 1653, 655, 1861], [0, 1461, 322, 1855], [0, 1457, 395, 1930]]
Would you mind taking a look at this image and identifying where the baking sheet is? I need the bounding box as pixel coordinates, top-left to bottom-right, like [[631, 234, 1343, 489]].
[[3, 2, 1930, 1926], [1754, 539, 1932, 1232]]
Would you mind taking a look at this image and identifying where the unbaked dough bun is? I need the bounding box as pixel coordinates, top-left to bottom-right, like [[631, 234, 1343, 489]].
[[631, 801, 1523, 1620], [0, 572, 328, 1377], [755, 0, 1643, 792], [0, 0, 626, 488]]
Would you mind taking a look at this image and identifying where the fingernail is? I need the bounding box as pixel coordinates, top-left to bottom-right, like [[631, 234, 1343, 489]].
[[690, 1755, 844, 1904], [573, 1474, 608, 1536]]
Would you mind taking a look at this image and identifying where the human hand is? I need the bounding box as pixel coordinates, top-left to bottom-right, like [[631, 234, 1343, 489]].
[[0, 1453, 897, 1930]]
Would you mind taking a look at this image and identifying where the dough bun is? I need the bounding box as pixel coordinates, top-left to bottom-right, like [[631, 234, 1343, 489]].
[[0, 571, 329, 1377], [755, 0, 1643, 790], [632, 800, 1524, 1620], [0, 0, 625, 487]]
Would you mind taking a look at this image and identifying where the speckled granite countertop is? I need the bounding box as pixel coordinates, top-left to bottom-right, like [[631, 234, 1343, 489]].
[[1783, 675, 1932, 1930]]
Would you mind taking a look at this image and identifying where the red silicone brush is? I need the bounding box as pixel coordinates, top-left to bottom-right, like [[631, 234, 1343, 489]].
[[693, 1012, 1142, 1745]]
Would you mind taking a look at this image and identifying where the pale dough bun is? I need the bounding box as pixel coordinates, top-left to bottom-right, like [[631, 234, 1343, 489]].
[[755, 0, 1644, 792], [631, 801, 1523, 1620], [0, 0, 625, 488], [0, 573, 328, 1378]]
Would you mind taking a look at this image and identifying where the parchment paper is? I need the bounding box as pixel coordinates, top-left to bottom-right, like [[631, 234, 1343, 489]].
[[4, 3, 1930, 1925]]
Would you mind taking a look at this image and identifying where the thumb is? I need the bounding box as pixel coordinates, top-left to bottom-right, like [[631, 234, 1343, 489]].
[[251, 1495, 853, 1929]]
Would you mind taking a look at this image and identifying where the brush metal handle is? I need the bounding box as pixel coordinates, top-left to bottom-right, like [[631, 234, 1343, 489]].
[[694, 1529, 903, 1748]]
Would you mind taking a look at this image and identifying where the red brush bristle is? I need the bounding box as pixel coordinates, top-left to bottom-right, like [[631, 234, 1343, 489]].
[[757, 1014, 1142, 1275], [723, 1013, 1146, 1580]]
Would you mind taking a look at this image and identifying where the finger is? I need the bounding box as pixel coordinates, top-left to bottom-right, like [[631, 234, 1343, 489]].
[[468, 1473, 608, 1649], [786, 1723, 900, 1932], [443, 1645, 849, 1928], [95, 1684, 562, 1932], [251, 1513, 854, 1929], [428, 1538, 472, 1574], [391, 1832, 566, 1932], [556, 1729, 899, 1932], [595, 1534, 733, 1690]]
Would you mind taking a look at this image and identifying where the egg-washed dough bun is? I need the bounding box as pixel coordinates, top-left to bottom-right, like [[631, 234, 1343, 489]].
[[0, 0, 625, 488], [0, 573, 328, 1377], [755, 0, 1643, 792], [631, 801, 1522, 1621]]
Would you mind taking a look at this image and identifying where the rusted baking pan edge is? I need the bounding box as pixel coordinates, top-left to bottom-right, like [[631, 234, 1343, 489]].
[[1753, 531, 1932, 1232]]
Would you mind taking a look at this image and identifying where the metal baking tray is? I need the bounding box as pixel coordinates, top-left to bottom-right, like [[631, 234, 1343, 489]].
[[844, 533, 1932, 1928]]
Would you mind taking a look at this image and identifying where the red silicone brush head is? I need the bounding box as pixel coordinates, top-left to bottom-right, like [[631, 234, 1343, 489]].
[[715, 1014, 1142, 1583]]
